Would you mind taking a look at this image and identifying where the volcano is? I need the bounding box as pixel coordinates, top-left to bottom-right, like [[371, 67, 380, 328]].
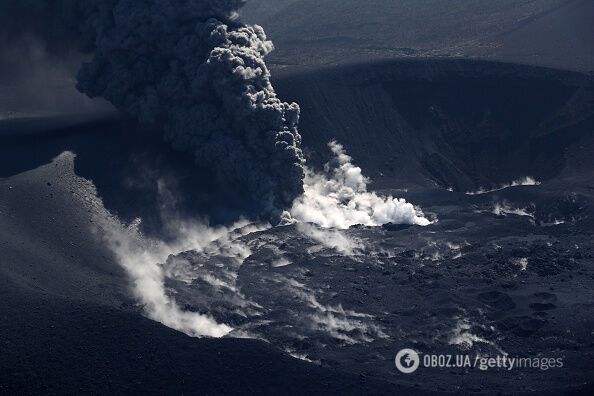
[[1, 1, 594, 395]]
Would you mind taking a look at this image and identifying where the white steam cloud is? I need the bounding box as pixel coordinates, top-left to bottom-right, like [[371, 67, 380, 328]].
[[492, 202, 535, 219], [296, 222, 362, 256], [279, 277, 387, 344], [290, 141, 430, 229], [99, 213, 268, 338], [465, 177, 540, 195]]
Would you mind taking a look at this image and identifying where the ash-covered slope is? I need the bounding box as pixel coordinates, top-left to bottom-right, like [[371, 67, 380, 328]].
[[1, 59, 594, 394], [0, 116, 427, 395], [244, 0, 594, 72], [273, 59, 594, 192], [1, 282, 417, 395]]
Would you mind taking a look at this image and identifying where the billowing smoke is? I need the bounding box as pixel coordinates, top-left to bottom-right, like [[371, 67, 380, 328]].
[[76, 0, 305, 214], [290, 141, 431, 229], [2, 0, 305, 216]]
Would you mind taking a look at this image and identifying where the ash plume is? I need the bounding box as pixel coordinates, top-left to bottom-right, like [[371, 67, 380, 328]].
[[2, 0, 305, 216], [77, 0, 305, 214]]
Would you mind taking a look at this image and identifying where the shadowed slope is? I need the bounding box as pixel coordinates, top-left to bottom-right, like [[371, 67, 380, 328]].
[[274, 59, 594, 192]]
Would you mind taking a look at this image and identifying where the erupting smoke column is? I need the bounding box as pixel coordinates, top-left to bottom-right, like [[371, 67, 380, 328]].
[[76, 0, 305, 214], [0, 0, 305, 214], [1, 0, 306, 213]]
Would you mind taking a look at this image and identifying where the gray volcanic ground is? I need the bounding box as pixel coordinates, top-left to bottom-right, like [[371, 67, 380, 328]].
[[1, 1, 594, 395], [2, 58, 594, 394], [156, 60, 594, 392]]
